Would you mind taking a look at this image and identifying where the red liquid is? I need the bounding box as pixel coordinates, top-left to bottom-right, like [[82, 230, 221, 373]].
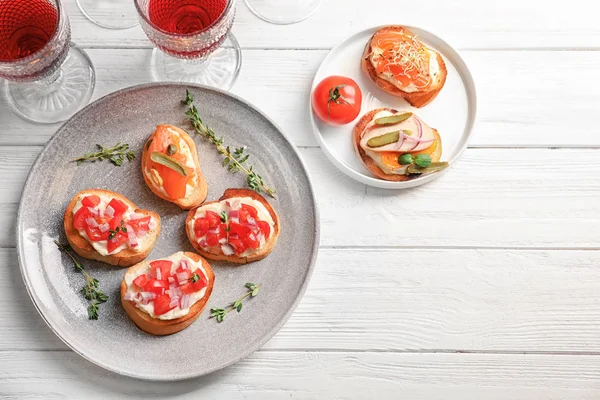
[[0, 0, 58, 61], [148, 0, 227, 35]]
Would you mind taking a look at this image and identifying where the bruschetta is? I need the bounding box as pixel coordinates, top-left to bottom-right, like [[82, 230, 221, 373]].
[[64, 189, 160, 267], [185, 188, 280, 264], [142, 124, 208, 210], [362, 26, 447, 108], [121, 251, 214, 336], [353, 108, 448, 181]]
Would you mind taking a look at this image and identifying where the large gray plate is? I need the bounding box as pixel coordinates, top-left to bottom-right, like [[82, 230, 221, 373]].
[[17, 83, 319, 381]]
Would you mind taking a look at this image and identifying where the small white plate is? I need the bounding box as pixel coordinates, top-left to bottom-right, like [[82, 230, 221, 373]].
[[309, 25, 477, 189]]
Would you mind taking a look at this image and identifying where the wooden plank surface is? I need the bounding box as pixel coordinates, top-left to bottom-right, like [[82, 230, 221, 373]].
[[2, 0, 600, 397], [5, 247, 600, 353], [2, 351, 600, 399], [65, 0, 600, 49], [2, 49, 600, 147], [0, 147, 598, 249]]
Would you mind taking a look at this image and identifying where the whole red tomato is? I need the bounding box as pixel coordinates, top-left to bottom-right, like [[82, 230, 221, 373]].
[[312, 76, 362, 125]]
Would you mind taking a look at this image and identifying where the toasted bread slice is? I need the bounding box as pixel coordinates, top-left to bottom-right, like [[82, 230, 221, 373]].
[[361, 26, 447, 108], [353, 108, 442, 182], [120, 252, 215, 336], [142, 125, 208, 210], [64, 189, 161, 267], [186, 188, 280, 264]]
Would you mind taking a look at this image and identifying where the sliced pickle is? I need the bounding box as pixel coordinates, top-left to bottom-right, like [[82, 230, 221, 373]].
[[374, 112, 412, 126], [150, 152, 188, 176], [366, 130, 411, 148], [406, 162, 449, 175]]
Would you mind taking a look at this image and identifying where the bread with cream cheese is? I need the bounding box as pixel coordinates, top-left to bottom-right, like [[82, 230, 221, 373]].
[[361, 26, 447, 108], [64, 189, 161, 267], [120, 252, 215, 336], [185, 188, 280, 264]]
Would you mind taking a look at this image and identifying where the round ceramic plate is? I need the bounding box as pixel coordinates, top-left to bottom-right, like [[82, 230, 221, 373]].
[[17, 83, 319, 381], [310, 26, 477, 189]]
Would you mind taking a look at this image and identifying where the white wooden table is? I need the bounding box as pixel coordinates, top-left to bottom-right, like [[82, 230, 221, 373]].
[[2, 1, 600, 398]]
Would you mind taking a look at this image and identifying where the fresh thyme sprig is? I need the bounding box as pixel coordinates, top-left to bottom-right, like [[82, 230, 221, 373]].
[[55, 240, 108, 320], [108, 220, 127, 240], [73, 142, 136, 167], [182, 90, 276, 198], [210, 282, 262, 323]]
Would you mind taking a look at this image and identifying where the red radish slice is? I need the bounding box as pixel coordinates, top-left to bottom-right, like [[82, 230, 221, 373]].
[[180, 260, 190, 270], [123, 292, 135, 301], [85, 218, 98, 227], [221, 244, 235, 256], [126, 225, 138, 247], [105, 205, 115, 218], [407, 116, 424, 152], [169, 296, 180, 308], [180, 294, 192, 310], [136, 229, 148, 238]]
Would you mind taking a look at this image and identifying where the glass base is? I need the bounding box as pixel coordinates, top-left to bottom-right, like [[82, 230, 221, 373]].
[[5, 46, 95, 124], [244, 0, 323, 24], [151, 34, 242, 90], [76, 0, 138, 30]]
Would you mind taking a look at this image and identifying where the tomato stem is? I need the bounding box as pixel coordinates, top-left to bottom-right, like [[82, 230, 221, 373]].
[[327, 84, 350, 116]]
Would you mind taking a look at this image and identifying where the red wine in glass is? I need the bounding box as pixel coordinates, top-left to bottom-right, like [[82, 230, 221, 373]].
[[148, 0, 227, 57], [0, 0, 58, 62]]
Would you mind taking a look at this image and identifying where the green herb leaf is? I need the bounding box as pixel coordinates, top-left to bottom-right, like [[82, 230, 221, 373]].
[[209, 283, 262, 323], [73, 142, 136, 167], [182, 90, 276, 198], [55, 241, 107, 320]]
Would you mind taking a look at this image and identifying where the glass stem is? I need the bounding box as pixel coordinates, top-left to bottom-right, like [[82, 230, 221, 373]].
[[35, 68, 64, 92]]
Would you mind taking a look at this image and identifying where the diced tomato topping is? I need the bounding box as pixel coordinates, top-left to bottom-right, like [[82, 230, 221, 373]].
[[205, 211, 220, 228], [191, 269, 208, 291], [219, 223, 227, 240], [258, 221, 271, 238], [107, 232, 127, 253], [176, 269, 192, 283], [85, 224, 107, 242], [241, 204, 258, 219], [243, 232, 260, 250], [109, 214, 124, 231], [128, 216, 151, 235], [238, 208, 250, 224], [153, 294, 175, 316], [229, 222, 251, 237], [73, 207, 89, 230], [144, 279, 169, 295], [180, 283, 195, 294], [133, 274, 148, 289], [206, 233, 219, 247], [81, 195, 101, 208], [150, 260, 172, 281], [194, 217, 209, 237], [228, 238, 247, 254], [107, 198, 128, 214]]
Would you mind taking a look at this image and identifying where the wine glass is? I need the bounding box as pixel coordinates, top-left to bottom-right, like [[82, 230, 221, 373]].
[[76, 0, 138, 30], [244, 0, 322, 25], [135, 0, 241, 90], [0, 0, 95, 124]]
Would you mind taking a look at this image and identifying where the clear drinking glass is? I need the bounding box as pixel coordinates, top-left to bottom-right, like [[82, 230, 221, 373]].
[[135, 0, 241, 90], [0, 0, 95, 124], [76, 0, 139, 30], [244, 0, 322, 25]]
